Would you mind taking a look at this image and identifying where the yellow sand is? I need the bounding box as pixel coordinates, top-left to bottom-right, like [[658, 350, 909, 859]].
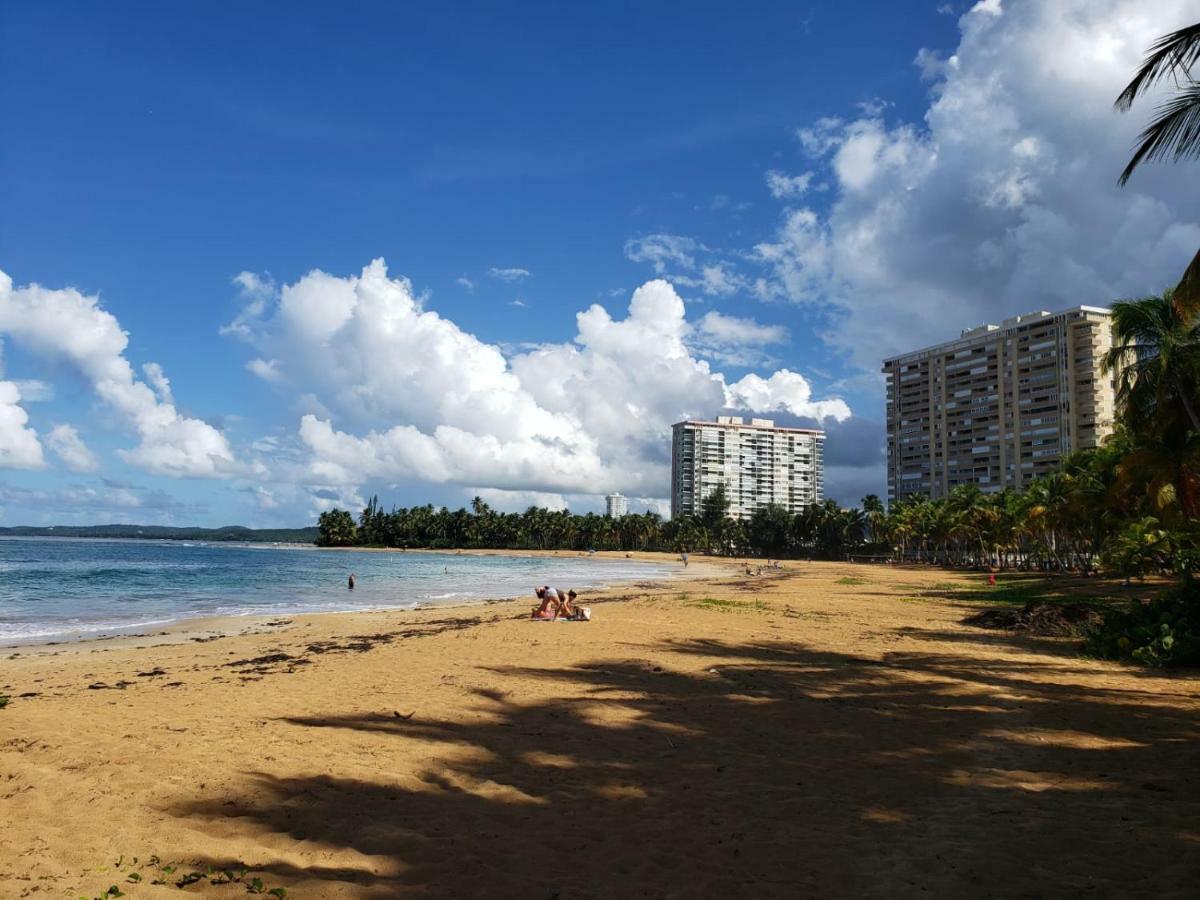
[[2, 557, 1198, 898]]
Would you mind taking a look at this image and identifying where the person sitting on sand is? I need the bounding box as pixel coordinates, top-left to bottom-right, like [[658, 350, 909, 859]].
[[532, 585, 563, 618]]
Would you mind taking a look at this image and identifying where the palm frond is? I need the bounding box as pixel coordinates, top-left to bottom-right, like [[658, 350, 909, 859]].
[[1118, 82, 1200, 185], [1115, 23, 1200, 112]]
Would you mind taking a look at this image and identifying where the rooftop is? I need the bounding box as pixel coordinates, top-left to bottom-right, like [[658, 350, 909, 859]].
[[674, 417, 825, 436], [882, 304, 1112, 365]]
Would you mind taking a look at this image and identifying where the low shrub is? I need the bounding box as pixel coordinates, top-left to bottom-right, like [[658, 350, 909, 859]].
[[1085, 583, 1200, 668]]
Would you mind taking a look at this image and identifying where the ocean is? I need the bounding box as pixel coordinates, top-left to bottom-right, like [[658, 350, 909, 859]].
[[0, 537, 673, 645]]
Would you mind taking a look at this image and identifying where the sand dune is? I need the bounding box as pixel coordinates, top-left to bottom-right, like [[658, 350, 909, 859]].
[[1, 558, 1198, 898]]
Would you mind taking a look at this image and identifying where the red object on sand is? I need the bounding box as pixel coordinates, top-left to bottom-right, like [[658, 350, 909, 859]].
[[988, 574, 997, 586]]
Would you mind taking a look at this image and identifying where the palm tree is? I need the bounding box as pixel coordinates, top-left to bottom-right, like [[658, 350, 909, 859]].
[[1116, 21, 1200, 318], [1102, 291, 1200, 435]]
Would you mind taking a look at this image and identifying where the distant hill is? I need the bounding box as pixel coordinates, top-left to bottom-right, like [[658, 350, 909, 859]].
[[0, 524, 320, 543]]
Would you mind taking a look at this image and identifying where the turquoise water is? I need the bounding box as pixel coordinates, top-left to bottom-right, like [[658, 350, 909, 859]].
[[0, 538, 672, 644]]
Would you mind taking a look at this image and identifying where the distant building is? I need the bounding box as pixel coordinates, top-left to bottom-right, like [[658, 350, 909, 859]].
[[670, 417, 825, 520], [605, 492, 628, 518], [883, 306, 1118, 503]]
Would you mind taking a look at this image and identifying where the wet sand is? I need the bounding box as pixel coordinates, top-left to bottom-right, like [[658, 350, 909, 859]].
[[1, 558, 1198, 898]]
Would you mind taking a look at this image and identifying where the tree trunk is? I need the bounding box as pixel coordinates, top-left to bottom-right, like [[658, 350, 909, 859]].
[[1173, 246, 1200, 322]]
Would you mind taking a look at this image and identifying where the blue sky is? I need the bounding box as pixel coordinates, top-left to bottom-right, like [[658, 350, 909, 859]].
[[1, 0, 1197, 526]]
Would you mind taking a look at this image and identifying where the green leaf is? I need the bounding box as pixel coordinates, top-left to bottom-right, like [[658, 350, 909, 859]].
[[268, 889, 288, 899]]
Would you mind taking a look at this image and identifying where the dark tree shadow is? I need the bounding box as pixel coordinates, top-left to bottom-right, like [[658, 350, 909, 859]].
[[173, 638, 1200, 898]]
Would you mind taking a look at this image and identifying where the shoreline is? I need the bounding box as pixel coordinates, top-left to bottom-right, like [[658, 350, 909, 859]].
[[1, 550, 726, 654]]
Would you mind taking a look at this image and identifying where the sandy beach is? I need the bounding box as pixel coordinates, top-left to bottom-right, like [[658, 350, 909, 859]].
[[2, 556, 1198, 898]]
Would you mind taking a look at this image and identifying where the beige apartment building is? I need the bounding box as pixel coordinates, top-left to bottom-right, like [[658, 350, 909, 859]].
[[671, 417, 825, 519], [883, 306, 1118, 503]]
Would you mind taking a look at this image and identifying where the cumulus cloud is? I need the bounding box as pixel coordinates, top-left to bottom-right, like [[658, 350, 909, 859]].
[[46, 424, 99, 472], [224, 260, 850, 507], [725, 371, 851, 421], [0, 269, 241, 477], [0, 380, 45, 469], [487, 267, 530, 282], [756, 0, 1200, 370]]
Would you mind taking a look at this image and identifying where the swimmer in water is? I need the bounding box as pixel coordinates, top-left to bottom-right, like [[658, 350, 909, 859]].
[[348, 573, 356, 589]]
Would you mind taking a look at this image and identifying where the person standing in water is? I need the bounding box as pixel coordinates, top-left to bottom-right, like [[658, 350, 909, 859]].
[[348, 573, 356, 590]]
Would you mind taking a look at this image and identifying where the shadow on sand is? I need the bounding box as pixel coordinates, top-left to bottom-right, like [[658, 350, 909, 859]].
[[173, 636, 1200, 898]]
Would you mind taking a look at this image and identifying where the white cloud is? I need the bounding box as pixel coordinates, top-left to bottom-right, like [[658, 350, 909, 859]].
[[757, 0, 1200, 371], [0, 269, 241, 478], [725, 371, 852, 421], [472, 488, 569, 512], [12, 379, 54, 402], [142, 362, 173, 404], [46, 424, 99, 472], [247, 357, 283, 382], [456, 275, 476, 292], [697, 264, 744, 297], [765, 170, 814, 199], [487, 267, 531, 282], [695, 310, 787, 347], [624, 234, 699, 273], [224, 261, 850, 503], [222, 272, 276, 340], [625, 236, 750, 298], [509, 299, 528, 308], [0, 380, 45, 469]]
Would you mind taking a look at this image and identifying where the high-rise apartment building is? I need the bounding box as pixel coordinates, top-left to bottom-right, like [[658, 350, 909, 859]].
[[605, 492, 628, 518], [670, 417, 825, 520], [883, 306, 1117, 503]]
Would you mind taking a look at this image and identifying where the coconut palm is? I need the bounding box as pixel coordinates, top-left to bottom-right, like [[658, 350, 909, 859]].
[[1116, 22, 1200, 317], [1102, 291, 1200, 435]]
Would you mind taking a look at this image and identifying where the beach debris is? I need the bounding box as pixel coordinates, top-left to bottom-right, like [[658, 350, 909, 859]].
[[225, 652, 294, 668], [135, 667, 167, 677], [393, 710, 416, 720], [963, 602, 1104, 637]]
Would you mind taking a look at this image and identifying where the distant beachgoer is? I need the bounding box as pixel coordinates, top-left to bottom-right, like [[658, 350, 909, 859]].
[[348, 573, 356, 590], [681, 552, 689, 568]]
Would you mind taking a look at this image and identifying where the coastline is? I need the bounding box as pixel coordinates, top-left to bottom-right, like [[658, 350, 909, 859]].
[[3, 560, 1196, 898], [0, 547, 715, 652], [1, 550, 722, 654]]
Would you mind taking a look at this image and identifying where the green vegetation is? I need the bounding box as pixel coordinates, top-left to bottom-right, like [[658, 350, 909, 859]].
[[1087, 585, 1200, 667], [835, 577, 866, 586], [0, 694, 9, 709]]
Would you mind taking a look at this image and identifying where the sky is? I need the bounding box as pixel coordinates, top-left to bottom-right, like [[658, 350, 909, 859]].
[[1, 0, 1198, 527]]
